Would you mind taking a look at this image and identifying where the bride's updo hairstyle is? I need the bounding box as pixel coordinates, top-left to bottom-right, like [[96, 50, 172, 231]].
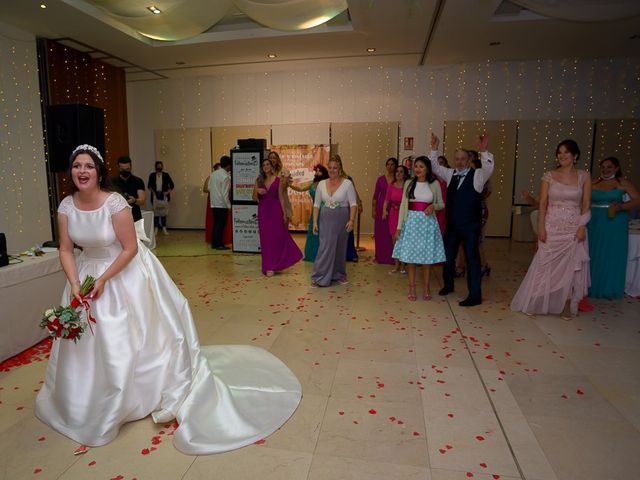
[[68, 144, 109, 190]]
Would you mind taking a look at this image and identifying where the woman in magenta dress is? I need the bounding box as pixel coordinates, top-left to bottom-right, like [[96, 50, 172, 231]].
[[254, 158, 302, 276], [511, 139, 591, 317], [383, 165, 409, 273], [372, 157, 398, 264]]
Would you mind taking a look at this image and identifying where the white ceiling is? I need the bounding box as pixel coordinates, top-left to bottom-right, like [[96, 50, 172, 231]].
[[1, 0, 639, 82]]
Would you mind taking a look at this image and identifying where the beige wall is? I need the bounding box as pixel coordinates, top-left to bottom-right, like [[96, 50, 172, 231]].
[[154, 128, 211, 228], [332, 122, 400, 235], [443, 121, 517, 237], [0, 22, 50, 252]]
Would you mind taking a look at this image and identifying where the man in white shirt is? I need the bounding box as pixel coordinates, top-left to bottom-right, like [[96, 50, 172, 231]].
[[208, 155, 231, 250], [428, 133, 494, 307]]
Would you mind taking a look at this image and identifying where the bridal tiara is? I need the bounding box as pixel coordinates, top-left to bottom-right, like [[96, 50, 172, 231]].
[[72, 144, 103, 161]]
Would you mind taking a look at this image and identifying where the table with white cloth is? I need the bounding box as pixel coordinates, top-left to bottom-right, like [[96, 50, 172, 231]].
[[141, 210, 155, 249], [0, 252, 66, 362], [626, 221, 640, 297]]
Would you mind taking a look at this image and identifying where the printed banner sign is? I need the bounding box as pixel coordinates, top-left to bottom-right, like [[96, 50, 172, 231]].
[[232, 151, 262, 202], [232, 204, 260, 253], [271, 144, 330, 231]]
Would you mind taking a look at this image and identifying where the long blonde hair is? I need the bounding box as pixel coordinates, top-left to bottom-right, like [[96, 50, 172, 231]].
[[329, 154, 348, 178]]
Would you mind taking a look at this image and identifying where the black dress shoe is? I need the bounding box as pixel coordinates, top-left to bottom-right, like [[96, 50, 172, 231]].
[[459, 298, 481, 307], [439, 287, 454, 296]]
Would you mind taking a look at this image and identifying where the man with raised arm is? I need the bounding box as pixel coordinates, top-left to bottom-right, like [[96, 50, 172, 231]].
[[428, 133, 494, 307]]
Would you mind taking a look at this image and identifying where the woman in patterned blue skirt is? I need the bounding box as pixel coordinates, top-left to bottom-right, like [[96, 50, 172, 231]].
[[393, 156, 446, 301]]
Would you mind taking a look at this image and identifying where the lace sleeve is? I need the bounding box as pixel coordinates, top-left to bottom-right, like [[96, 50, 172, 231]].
[[578, 169, 588, 186], [57, 196, 74, 216], [106, 193, 131, 216]]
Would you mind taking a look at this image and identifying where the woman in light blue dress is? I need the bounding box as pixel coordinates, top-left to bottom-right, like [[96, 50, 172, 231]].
[[588, 157, 640, 298], [392, 156, 446, 301]]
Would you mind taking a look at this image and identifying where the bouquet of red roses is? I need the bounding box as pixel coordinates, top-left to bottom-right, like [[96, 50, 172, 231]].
[[40, 276, 96, 342]]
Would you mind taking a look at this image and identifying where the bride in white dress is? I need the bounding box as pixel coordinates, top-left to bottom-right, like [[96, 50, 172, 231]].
[[35, 145, 302, 455]]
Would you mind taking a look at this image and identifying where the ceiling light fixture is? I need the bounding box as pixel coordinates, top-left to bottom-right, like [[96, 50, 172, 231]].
[[40, 4, 47, 8], [267, 53, 277, 59], [366, 47, 376, 52], [146, 6, 162, 15]]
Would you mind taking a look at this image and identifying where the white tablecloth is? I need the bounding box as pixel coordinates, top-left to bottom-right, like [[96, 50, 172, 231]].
[[141, 210, 155, 249], [626, 229, 640, 297], [0, 252, 66, 362]]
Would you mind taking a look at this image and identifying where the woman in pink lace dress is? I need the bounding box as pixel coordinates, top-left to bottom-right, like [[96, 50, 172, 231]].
[[511, 140, 591, 317]]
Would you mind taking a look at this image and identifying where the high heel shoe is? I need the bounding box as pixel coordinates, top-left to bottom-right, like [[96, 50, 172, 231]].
[[481, 264, 491, 277], [454, 267, 466, 278], [408, 284, 416, 301]]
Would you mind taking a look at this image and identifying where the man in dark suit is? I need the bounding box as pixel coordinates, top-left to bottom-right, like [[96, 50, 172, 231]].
[[110, 156, 146, 222], [429, 133, 494, 307], [147, 161, 175, 235]]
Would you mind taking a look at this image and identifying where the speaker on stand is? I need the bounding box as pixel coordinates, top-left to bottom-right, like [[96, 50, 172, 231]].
[[44, 104, 105, 239]]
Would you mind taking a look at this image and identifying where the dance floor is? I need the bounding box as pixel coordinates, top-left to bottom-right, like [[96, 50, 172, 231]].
[[1, 231, 639, 480]]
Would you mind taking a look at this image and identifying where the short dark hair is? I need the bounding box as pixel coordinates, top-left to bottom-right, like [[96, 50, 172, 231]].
[[118, 156, 132, 165], [155, 161, 163, 168], [220, 155, 231, 168]]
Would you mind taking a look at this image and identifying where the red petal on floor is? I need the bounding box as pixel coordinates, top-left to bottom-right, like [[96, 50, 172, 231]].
[[33, 468, 42, 474], [439, 448, 446, 454], [480, 462, 487, 468], [141, 448, 150, 455], [466, 472, 474, 477], [73, 445, 89, 455], [254, 439, 266, 445], [88, 461, 96, 466], [447, 413, 454, 418], [485, 354, 494, 360], [576, 389, 584, 395], [37, 436, 45, 441], [475, 435, 485, 441], [338, 411, 345, 416], [412, 431, 420, 436], [368, 409, 377, 415]]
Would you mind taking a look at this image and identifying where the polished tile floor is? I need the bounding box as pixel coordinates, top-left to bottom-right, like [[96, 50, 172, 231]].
[[1, 231, 639, 480]]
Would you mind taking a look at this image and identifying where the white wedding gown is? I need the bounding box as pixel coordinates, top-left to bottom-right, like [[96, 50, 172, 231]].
[[35, 193, 302, 455]]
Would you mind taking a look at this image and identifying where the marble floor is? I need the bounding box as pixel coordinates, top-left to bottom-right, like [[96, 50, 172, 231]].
[[1, 231, 639, 480]]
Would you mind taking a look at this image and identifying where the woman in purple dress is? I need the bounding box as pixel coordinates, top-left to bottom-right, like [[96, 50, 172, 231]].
[[372, 157, 398, 264], [254, 158, 302, 276]]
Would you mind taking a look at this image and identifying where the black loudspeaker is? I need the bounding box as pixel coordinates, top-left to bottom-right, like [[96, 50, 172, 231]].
[[0, 233, 8, 267], [238, 138, 267, 150], [46, 104, 105, 172]]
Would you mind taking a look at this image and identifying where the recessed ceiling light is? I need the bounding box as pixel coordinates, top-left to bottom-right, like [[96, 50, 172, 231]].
[[267, 53, 277, 59], [146, 6, 162, 15], [489, 41, 501, 46], [40, 4, 47, 8], [366, 47, 376, 52]]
